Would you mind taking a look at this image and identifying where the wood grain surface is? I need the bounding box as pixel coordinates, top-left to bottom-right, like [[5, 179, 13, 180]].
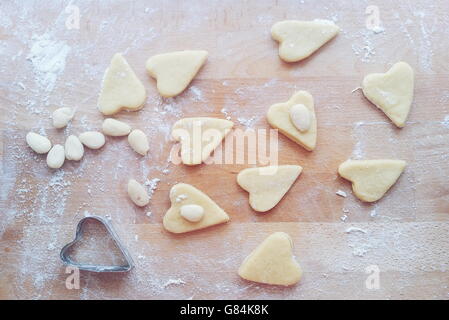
[[1, 0, 448, 300]]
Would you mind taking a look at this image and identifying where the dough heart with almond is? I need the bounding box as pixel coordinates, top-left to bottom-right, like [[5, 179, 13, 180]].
[[97, 53, 146, 115], [271, 20, 340, 62], [163, 183, 230, 233], [267, 91, 317, 151], [238, 232, 302, 286], [172, 117, 234, 165], [338, 159, 407, 202], [237, 165, 302, 212], [146, 50, 208, 98], [362, 62, 414, 128]]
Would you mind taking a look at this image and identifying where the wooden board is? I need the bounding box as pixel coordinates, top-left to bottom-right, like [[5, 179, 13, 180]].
[[1, 0, 448, 299]]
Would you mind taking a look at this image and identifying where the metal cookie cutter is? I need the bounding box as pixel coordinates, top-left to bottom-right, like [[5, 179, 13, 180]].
[[60, 215, 134, 272]]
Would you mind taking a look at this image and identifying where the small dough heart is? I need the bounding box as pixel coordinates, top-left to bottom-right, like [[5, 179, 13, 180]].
[[146, 50, 208, 98], [98, 53, 146, 115], [271, 19, 340, 62], [338, 159, 407, 202], [362, 62, 414, 128], [237, 165, 302, 212], [172, 117, 234, 165], [238, 232, 302, 286], [163, 183, 230, 233], [267, 91, 317, 151]]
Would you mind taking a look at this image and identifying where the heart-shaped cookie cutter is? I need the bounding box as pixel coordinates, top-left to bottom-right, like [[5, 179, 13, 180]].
[[60, 216, 134, 272]]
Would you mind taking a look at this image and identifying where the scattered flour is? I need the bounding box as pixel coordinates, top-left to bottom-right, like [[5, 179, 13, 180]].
[[163, 278, 186, 288], [237, 116, 257, 128], [441, 115, 449, 128], [220, 108, 232, 120], [26, 33, 71, 92], [144, 178, 161, 201], [188, 86, 204, 102]]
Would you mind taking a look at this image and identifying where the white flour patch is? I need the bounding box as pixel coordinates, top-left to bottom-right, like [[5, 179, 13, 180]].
[[145, 178, 161, 201], [394, 10, 435, 72], [26, 33, 71, 92], [220, 108, 232, 120], [352, 139, 365, 159], [188, 86, 204, 102], [163, 278, 186, 288], [441, 115, 449, 128], [349, 29, 379, 63], [237, 116, 257, 128]]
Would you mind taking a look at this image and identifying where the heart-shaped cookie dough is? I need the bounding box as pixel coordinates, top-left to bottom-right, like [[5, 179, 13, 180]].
[[146, 50, 208, 98], [172, 117, 234, 165], [267, 91, 317, 151], [237, 165, 302, 212], [338, 159, 406, 202], [60, 216, 134, 272], [163, 183, 230, 233], [362, 62, 414, 128], [238, 232, 302, 286], [97, 53, 146, 115], [271, 19, 340, 62]]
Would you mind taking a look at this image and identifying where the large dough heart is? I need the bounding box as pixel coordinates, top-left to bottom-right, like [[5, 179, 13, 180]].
[[238, 232, 302, 286], [163, 183, 230, 234], [237, 165, 302, 212], [267, 91, 317, 151], [172, 117, 234, 165], [271, 20, 340, 62], [338, 159, 406, 202], [146, 50, 208, 98], [362, 62, 414, 128], [97, 53, 146, 115]]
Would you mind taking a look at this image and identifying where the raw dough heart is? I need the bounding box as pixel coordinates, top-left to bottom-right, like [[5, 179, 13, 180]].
[[237, 165, 302, 212], [267, 91, 317, 151], [238, 232, 302, 286], [172, 117, 234, 165], [362, 62, 414, 128], [146, 50, 208, 98], [271, 20, 340, 62], [338, 159, 407, 202], [163, 183, 230, 233], [98, 53, 146, 115]]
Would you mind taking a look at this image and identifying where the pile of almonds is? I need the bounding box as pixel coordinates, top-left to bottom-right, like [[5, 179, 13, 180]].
[[25, 108, 150, 169]]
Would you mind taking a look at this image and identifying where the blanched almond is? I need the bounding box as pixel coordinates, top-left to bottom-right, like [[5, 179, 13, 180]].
[[52, 107, 74, 128], [180, 204, 204, 222], [289, 104, 311, 132], [47, 144, 65, 169], [26, 132, 52, 154], [65, 135, 84, 160], [127, 179, 149, 207], [128, 129, 149, 156], [79, 131, 105, 149], [102, 118, 131, 136]]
